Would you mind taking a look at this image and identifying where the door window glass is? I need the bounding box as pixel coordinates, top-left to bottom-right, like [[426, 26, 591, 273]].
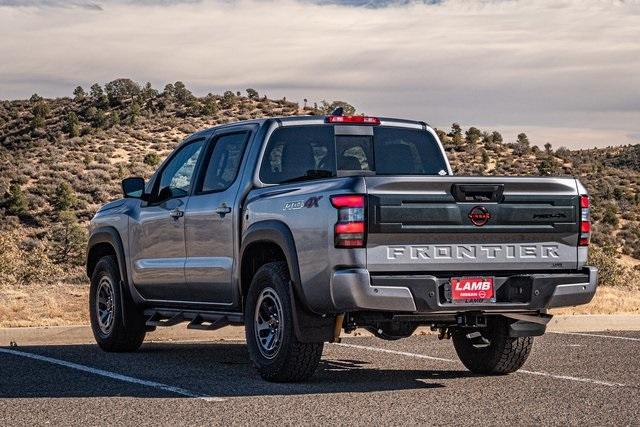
[[158, 140, 204, 199], [198, 132, 249, 193]]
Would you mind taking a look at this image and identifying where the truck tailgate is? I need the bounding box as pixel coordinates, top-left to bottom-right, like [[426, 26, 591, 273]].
[[365, 176, 581, 272]]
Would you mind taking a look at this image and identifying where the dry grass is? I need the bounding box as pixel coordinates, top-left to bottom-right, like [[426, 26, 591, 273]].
[[552, 286, 640, 315], [0, 282, 88, 327]]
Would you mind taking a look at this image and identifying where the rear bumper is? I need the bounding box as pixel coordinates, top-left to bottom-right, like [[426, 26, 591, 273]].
[[329, 266, 598, 313]]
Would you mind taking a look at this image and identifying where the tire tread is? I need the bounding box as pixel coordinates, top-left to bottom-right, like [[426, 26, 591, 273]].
[[453, 317, 533, 375], [245, 261, 323, 382]]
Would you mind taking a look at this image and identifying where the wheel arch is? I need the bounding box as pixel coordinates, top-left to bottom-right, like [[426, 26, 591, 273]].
[[87, 226, 139, 328], [86, 226, 128, 283], [240, 220, 304, 306]]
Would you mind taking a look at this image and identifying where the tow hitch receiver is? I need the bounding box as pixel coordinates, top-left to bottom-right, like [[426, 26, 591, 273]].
[[466, 331, 491, 348], [456, 313, 487, 328]]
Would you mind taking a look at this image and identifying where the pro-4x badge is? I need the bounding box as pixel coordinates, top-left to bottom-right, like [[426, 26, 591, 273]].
[[284, 196, 323, 211], [468, 206, 490, 226]]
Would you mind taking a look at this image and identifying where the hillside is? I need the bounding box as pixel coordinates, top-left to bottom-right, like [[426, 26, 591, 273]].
[[1, 79, 639, 325]]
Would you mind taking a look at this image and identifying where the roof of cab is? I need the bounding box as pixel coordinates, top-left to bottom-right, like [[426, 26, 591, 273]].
[[187, 115, 428, 140]]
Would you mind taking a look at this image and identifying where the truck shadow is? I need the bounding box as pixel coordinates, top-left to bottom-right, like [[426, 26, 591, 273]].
[[1, 342, 476, 399]]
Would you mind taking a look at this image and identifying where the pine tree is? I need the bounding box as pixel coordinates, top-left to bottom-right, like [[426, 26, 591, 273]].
[[7, 184, 27, 216], [50, 210, 87, 265], [73, 86, 86, 100], [51, 182, 77, 211], [450, 123, 462, 138], [90, 83, 104, 99], [65, 112, 81, 137]]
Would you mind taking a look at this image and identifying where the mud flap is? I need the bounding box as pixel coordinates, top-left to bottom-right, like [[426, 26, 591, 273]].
[[508, 320, 547, 337], [289, 281, 335, 343]]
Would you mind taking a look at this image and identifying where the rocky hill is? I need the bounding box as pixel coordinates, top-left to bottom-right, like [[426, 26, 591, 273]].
[[1, 79, 639, 294]]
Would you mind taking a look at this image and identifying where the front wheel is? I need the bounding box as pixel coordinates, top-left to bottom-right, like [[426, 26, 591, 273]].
[[89, 255, 146, 352], [244, 262, 323, 382], [452, 316, 533, 374]]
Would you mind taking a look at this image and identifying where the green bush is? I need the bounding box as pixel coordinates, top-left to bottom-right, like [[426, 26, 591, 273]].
[[144, 152, 161, 166]]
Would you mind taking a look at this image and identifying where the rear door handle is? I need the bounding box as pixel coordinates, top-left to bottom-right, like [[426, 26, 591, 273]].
[[170, 208, 184, 219], [215, 203, 232, 216]]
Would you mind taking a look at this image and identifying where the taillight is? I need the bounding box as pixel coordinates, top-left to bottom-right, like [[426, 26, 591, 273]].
[[326, 116, 381, 125], [579, 195, 590, 246], [331, 194, 366, 248]]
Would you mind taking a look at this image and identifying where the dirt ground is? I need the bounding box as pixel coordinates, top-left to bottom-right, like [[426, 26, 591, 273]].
[[1, 283, 638, 328]]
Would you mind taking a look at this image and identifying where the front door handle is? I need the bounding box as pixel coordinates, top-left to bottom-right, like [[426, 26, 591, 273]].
[[169, 208, 184, 219], [215, 203, 232, 216]]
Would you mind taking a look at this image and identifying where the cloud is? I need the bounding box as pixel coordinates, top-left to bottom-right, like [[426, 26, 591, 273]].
[[0, 0, 103, 9], [0, 0, 639, 148]]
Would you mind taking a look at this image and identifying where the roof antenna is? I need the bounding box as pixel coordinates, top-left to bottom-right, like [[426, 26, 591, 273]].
[[331, 107, 344, 116]]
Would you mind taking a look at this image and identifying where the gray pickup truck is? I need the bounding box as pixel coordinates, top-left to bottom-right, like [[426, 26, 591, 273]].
[[87, 113, 597, 382]]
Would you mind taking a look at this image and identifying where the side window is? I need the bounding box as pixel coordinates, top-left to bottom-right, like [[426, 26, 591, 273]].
[[157, 140, 204, 199], [259, 125, 335, 184], [198, 132, 249, 193]]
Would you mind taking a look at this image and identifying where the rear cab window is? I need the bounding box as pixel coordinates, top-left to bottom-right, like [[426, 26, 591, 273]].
[[259, 124, 448, 184]]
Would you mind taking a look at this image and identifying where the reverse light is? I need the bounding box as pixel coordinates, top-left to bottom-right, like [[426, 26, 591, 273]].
[[579, 195, 590, 246], [326, 116, 381, 125], [331, 194, 366, 248]]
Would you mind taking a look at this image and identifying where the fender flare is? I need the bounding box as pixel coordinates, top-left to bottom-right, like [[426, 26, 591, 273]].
[[86, 226, 132, 327], [240, 220, 306, 307], [86, 226, 128, 283]]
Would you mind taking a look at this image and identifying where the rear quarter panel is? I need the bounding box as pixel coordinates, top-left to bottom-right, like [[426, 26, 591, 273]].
[[244, 177, 366, 313]]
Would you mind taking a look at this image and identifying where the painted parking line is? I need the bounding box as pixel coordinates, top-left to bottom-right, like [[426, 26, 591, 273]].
[[336, 343, 456, 363], [0, 347, 225, 402], [549, 331, 640, 342], [334, 343, 631, 388]]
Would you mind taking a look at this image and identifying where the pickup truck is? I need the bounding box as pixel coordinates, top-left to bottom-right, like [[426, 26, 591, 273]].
[[86, 113, 598, 382]]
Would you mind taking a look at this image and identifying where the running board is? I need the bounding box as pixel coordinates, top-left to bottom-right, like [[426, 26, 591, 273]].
[[144, 308, 243, 330]]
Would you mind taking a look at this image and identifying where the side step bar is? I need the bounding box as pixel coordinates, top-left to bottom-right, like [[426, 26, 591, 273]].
[[144, 308, 243, 331]]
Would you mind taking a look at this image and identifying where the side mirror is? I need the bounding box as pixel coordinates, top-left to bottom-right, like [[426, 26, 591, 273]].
[[122, 177, 145, 199]]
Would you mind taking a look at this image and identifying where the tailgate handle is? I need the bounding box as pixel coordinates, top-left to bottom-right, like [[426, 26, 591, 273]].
[[452, 184, 504, 203]]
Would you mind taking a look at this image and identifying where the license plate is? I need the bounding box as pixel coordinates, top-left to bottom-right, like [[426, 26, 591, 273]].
[[451, 277, 495, 304]]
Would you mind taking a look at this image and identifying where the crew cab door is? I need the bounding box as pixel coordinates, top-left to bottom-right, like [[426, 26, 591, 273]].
[[129, 139, 205, 301], [183, 127, 253, 305]]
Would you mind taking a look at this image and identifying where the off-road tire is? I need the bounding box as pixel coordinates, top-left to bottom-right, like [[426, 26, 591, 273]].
[[452, 316, 533, 374], [245, 262, 323, 382], [89, 255, 146, 352]]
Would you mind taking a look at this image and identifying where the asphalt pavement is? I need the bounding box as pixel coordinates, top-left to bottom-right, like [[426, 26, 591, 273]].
[[1, 330, 639, 426]]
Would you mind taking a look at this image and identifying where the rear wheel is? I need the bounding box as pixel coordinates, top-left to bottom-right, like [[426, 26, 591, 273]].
[[89, 256, 146, 352], [245, 262, 323, 382], [452, 316, 533, 374]]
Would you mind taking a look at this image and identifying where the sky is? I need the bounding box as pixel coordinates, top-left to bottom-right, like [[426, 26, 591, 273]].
[[1, 0, 639, 149]]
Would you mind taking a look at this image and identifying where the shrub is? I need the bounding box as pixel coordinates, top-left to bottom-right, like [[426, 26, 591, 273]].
[[143, 152, 161, 166], [601, 203, 619, 227], [6, 183, 27, 216], [0, 228, 60, 286], [320, 100, 355, 115]]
